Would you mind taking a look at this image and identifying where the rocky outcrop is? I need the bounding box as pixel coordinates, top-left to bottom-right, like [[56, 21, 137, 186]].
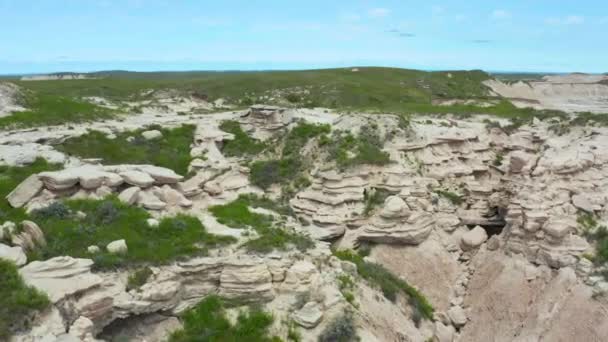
[[218, 257, 274, 302], [6, 174, 43, 208], [460, 226, 488, 250], [19, 257, 104, 303], [8, 164, 193, 212], [359, 196, 434, 244]]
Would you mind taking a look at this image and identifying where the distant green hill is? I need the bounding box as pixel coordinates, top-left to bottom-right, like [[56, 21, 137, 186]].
[[14, 67, 492, 111]]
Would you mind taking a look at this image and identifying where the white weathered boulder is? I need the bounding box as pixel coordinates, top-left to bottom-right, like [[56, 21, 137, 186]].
[[162, 185, 193, 207], [6, 174, 43, 208], [141, 130, 163, 140], [118, 186, 141, 205], [120, 171, 155, 187], [38, 170, 80, 190], [138, 191, 167, 210], [572, 194, 598, 213], [0, 243, 27, 266], [69, 316, 95, 340], [107, 239, 128, 254], [380, 196, 410, 218], [542, 217, 576, 239], [434, 321, 456, 342], [292, 302, 324, 328], [203, 181, 222, 196], [138, 165, 183, 184], [447, 305, 467, 327], [461, 226, 488, 251]]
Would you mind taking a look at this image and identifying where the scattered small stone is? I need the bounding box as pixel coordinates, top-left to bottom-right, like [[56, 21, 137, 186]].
[[447, 305, 467, 327], [141, 130, 163, 140], [147, 218, 160, 228], [107, 239, 128, 254], [87, 245, 100, 254]]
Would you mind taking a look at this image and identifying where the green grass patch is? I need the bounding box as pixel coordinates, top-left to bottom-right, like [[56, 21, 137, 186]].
[[209, 195, 313, 254], [57, 124, 195, 174], [219, 120, 267, 157], [0, 93, 114, 129], [0, 259, 51, 340], [334, 249, 434, 323], [0, 159, 60, 225], [169, 295, 281, 342], [30, 199, 235, 269]]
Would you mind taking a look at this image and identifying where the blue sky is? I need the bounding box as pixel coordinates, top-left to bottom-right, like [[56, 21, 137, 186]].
[[1, 0, 607, 74]]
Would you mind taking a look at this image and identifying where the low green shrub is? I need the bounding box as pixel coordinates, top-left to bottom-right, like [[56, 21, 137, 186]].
[[249, 158, 300, 190], [318, 312, 359, 342], [492, 153, 504, 167], [578, 213, 608, 268], [434, 190, 464, 205], [219, 120, 267, 157], [169, 295, 281, 342], [57, 124, 195, 175], [0, 260, 50, 339], [126, 267, 153, 291], [363, 188, 391, 216], [333, 249, 434, 321]]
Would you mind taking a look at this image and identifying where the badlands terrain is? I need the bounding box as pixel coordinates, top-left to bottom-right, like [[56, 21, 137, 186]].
[[1, 68, 608, 342]]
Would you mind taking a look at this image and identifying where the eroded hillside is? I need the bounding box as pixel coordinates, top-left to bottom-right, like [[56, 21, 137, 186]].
[[1, 70, 608, 342]]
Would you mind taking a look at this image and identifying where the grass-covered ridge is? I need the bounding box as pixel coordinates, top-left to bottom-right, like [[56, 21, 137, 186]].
[[334, 249, 434, 324], [0, 92, 114, 129], [30, 199, 235, 269], [14, 68, 491, 109], [57, 124, 195, 175], [169, 295, 281, 342], [209, 194, 314, 253], [0, 159, 60, 224], [0, 260, 50, 339]]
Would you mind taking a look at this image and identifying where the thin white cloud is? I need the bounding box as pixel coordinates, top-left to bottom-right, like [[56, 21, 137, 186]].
[[369, 8, 390, 18], [565, 15, 585, 24], [340, 13, 361, 22], [431, 5, 445, 15], [491, 9, 511, 20], [545, 15, 585, 25]]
